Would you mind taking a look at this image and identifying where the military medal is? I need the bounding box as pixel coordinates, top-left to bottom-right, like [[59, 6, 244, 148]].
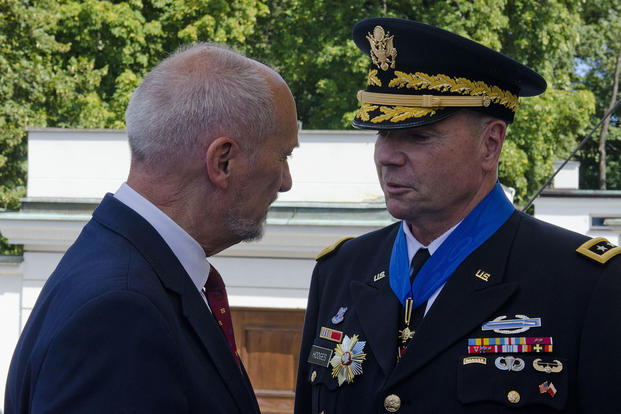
[[398, 298, 415, 344], [330, 334, 366, 386]]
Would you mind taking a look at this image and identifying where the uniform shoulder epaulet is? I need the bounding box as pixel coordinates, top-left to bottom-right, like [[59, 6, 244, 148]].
[[576, 237, 621, 264], [315, 237, 354, 261]]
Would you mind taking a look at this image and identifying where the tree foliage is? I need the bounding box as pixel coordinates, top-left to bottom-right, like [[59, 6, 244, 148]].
[[1, 0, 620, 252]]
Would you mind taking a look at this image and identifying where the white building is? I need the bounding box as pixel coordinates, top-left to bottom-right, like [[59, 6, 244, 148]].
[[0, 130, 619, 412]]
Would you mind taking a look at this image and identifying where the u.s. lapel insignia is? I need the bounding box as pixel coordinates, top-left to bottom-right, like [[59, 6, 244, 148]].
[[576, 237, 621, 264], [320, 326, 343, 343], [539, 381, 557, 397], [475, 269, 491, 282], [330, 334, 367, 386], [331, 306, 348, 324], [533, 358, 563, 374], [482, 314, 541, 334], [366, 26, 397, 71], [373, 271, 386, 282]]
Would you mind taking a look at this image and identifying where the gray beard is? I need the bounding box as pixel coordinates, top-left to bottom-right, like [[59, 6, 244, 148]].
[[225, 212, 265, 242]]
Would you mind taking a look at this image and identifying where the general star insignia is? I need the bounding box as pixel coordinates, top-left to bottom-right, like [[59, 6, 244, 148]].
[[330, 334, 367, 386]]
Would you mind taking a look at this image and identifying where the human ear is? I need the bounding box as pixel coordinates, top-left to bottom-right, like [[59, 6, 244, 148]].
[[481, 120, 507, 172], [205, 137, 239, 189]]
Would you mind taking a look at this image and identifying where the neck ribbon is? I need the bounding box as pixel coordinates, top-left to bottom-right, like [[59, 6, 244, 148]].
[[389, 182, 515, 307]]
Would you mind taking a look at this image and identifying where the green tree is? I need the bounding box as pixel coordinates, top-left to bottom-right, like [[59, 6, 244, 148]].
[[574, 0, 621, 191]]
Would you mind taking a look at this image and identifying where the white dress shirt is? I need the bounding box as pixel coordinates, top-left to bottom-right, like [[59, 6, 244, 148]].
[[402, 220, 460, 316], [114, 183, 211, 308]]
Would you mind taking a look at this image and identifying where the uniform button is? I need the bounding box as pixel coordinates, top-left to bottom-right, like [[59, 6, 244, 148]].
[[311, 370, 317, 382], [507, 390, 520, 404], [384, 394, 401, 412]]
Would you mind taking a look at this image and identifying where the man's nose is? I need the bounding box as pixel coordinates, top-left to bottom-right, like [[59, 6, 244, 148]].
[[279, 162, 292, 192]]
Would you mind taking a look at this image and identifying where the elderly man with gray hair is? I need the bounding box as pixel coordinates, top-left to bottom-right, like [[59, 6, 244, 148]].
[[5, 43, 298, 414]]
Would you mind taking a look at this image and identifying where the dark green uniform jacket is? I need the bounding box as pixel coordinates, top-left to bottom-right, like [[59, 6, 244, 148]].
[[295, 211, 621, 413]]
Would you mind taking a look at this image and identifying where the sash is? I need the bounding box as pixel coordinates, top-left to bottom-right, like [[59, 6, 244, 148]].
[[389, 182, 515, 307]]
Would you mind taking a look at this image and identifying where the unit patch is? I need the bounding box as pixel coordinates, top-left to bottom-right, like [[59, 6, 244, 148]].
[[576, 237, 621, 264]]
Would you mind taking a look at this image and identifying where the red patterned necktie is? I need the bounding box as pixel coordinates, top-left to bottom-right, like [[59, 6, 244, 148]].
[[203, 265, 240, 368]]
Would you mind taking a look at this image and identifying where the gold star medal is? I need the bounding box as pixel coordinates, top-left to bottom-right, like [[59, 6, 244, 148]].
[[330, 334, 367, 386]]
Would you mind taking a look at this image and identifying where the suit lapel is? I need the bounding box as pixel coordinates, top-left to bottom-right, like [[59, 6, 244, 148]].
[[350, 223, 400, 377], [93, 194, 259, 413], [386, 212, 522, 388]]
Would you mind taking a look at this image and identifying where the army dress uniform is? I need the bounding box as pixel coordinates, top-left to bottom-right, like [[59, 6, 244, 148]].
[[295, 211, 621, 413], [294, 17, 621, 414]]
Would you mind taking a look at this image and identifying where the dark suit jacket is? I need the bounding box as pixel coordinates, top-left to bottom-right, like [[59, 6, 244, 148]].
[[295, 211, 621, 413], [5, 194, 260, 414]]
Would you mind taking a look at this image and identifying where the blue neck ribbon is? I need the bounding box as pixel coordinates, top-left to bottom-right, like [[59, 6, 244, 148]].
[[389, 182, 515, 307]]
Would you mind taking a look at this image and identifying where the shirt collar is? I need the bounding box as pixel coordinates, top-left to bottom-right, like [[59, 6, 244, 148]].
[[113, 183, 210, 293], [402, 220, 460, 264]]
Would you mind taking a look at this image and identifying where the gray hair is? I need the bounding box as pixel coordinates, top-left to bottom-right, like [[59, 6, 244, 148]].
[[126, 43, 275, 166]]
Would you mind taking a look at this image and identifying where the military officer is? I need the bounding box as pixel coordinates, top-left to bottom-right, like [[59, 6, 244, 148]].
[[295, 17, 621, 413]]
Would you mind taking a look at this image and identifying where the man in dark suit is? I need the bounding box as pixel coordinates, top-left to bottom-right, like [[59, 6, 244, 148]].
[[295, 18, 621, 413], [5, 43, 298, 413]]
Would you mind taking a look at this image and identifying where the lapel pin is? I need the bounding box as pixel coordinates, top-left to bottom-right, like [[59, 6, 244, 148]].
[[482, 314, 542, 334], [331, 306, 348, 324], [475, 269, 491, 282], [320, 326, 344, 343], [539, 381, 557, 397], [495, 356, 525, 372], [330, 334, 367, 386], [373, 271, 386, 282], [533, 358, 563, 374]]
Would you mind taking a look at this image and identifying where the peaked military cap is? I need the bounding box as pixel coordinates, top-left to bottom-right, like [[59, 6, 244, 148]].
[[352, 18, 547, 129]]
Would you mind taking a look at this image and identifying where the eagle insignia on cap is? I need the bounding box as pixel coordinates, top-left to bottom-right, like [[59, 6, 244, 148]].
[[367, 26, 397, 71]]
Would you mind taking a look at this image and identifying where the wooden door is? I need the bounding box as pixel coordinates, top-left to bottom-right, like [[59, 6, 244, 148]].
[[231, 308, 305, 414]]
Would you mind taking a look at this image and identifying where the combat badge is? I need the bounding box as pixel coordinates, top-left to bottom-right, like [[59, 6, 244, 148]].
[[576, 237, 621, 264], [482, 314, 541, 334], [533, 358, 563, 374], [331, 306, 348, 324], [330, 334, 367, 386]]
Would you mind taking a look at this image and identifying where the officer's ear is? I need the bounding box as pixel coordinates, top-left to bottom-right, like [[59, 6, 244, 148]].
[[205, 136, 242, 190], [480, 119, 506, 172]]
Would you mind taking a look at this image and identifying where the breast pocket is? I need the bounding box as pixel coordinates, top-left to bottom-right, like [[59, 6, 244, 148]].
[[457, 355, 568, 410]]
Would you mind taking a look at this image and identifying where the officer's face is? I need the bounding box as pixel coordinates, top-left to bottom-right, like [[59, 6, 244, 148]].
[[374, 111, 492, 230]]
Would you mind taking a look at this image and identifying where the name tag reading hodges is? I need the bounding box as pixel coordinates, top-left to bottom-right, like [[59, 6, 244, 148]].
[[307, 345, 333, 368]]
